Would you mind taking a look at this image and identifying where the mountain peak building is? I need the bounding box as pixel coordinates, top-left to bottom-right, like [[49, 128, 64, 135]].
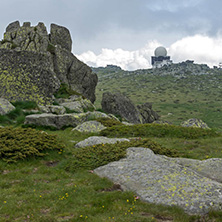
[[151, 46, 172, 68]]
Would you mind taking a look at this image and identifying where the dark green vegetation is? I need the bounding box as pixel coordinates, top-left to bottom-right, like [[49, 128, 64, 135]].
[[0, 101, 39, 126], [54, 83, 84, 99], [93, 67, 222, 130], [100, 123, 219, 139], [0, 127, 64, 163], [65, 138, 178, 173], [96, 117, 124, 127]]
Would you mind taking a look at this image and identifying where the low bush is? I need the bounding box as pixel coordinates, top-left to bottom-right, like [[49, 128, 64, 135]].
[[0, 101, 38, 126], [54, 83, 84, 99], [11, 100, 38, 110], [96, 117, 123, 127], [100, 123, 220, 139], [65, 138, 178, 172], [0, 127, 65, 162]]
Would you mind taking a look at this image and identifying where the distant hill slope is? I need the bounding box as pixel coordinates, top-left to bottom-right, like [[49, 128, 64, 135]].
[[92, 62, 222, 129]]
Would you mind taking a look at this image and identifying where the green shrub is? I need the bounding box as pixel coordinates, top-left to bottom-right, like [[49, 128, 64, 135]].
[[11, 101, 38, 110], [0, 101, 38, 126], [54, 83, 84, 99], [100, 123, 219, 139], [96, 117, 123, 127], [65, 138, 178, 172], [0, 127, 65, 162]]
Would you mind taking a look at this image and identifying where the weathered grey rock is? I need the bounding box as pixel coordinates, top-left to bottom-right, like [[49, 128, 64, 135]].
[[60, 98, 95, 113], [0, 98, 15, 115], [86, 111, 111, 120], [181, 118, 209, 129], [75, 136, 130, 148], [165, 156, 222, 183], [137, 102, 159, 123], [60, 101, 84, 113], [38, 105, 66, 115], [0, 21, 98, 104], [52, 45, 73, 84], [6, 21, 20, 32], [80, 98, 96, 111], [72, 121, 106, 133], [101, 92, 142, 124], [0, 49, 60, 105], [95, 148, 222, 215], [24, 113, 89, 129], [50, 23, 72, 51], [3, 22, 49, 52], [67, 55, 98, 103]]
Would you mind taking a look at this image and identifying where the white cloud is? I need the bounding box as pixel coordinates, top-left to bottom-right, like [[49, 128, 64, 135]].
[[169, 35, 222, 67], [77, 34, 222, 70]]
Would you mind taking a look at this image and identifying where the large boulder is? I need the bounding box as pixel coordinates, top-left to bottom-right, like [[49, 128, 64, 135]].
[[0, 98, 15, 115], [0, 21, 98, 104], [95, 147, 222, 215], [101, 92, 142, 124], [75, 136, 130, 148], [137, 102, 159, 123], [24, 113, 89, 129]]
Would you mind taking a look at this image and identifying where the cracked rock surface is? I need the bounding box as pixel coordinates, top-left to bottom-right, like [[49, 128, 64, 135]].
[[94, 147, 222, 215]]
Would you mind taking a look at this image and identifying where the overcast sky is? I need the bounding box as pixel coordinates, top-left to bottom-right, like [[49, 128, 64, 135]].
[[1, 0, 222, 70]]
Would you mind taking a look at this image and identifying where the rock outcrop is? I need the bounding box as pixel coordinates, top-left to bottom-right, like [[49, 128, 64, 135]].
[[0, 21, 98, 104], [101, 92, 159, 124], [94, 147, 222, 215]]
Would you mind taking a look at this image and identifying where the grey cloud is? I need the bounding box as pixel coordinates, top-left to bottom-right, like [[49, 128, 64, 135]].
[[0, 0, 222, 54]]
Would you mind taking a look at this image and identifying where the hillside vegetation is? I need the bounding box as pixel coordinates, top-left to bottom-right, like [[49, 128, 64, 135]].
[[93, 64, 222, 130]]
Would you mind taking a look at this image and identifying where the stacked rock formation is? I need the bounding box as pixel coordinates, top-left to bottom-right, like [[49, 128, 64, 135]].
[[0, 21, 98, 105]]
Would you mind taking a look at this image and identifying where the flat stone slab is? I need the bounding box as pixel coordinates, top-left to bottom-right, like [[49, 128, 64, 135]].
[[24, 113, 89, 129], [94, 148, 222, 215], [75, 136, 130, 148]]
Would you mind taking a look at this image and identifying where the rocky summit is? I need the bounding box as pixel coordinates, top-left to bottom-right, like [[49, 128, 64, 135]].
[[0, 21, 98, 105]]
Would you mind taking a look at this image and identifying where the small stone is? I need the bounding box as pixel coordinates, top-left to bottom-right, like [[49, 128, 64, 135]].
[[72, 121, 106, 133]]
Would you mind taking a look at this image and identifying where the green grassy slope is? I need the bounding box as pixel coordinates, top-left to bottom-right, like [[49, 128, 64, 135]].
[[93, 66, 222, 130]]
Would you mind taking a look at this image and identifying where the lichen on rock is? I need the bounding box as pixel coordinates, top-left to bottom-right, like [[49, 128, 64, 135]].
[[0, 21, 98, 104]]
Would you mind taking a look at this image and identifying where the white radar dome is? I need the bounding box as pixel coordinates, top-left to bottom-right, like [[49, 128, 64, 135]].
[[154, 46, 167, 57]]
